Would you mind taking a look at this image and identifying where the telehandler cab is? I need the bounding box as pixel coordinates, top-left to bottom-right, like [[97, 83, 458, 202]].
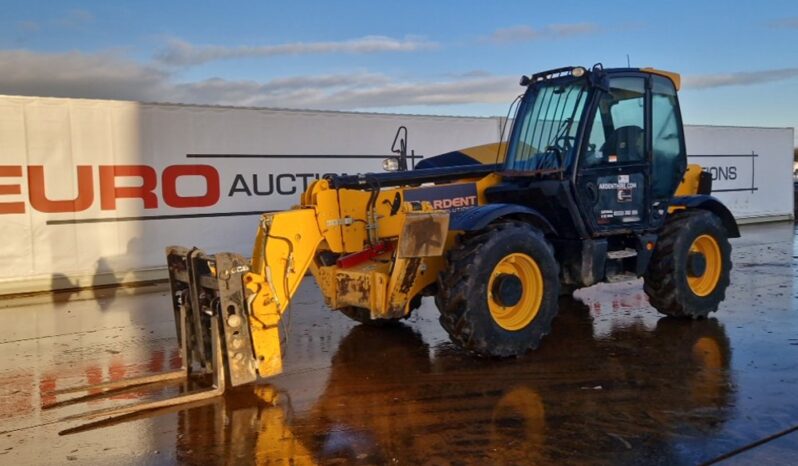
[[61, 64, 738, 420]]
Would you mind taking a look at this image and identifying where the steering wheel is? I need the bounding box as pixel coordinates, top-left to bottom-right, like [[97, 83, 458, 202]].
[[546, 135, 576, 162]]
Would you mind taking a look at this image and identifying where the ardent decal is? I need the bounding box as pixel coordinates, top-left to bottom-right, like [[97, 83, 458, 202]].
[[403, 183, 478, 212]]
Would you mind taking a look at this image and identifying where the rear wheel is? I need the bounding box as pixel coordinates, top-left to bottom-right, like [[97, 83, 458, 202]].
[[436, 222, 560, 357], [644, 210, 732, 318]]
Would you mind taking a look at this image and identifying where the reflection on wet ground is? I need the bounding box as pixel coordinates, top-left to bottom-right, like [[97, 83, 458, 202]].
[[0, 222, 796, 465]]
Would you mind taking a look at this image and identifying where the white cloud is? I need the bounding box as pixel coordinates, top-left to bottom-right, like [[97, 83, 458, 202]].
[[171, 73, 519, 109], [170, 72, 395, 108], [683, 68, 798, 89], [0, 50, 168, 101], [4, 49, 798, 110], [155, 35, 437, 67], [0, 49, 518, 110], [545, 23, 601, 37], [306, 75, 519, 108], [486, 23, 600, 44]]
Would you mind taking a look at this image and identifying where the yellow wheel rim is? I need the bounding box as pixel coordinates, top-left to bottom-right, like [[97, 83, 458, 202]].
[[488, 253, 543, 331], [687, 234, 722, 297]]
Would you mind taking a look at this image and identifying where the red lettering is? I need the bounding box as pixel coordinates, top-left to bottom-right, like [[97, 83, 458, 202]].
[[108, 356, 136, 400], [148, 350, 165, 373], [85, 365, 103, 397], [99, 165, 158, 210], [39, 375, 55, 409], [162, 165, 220, 208], [0, 166, 24, 214], [28, 165, 94, 213]]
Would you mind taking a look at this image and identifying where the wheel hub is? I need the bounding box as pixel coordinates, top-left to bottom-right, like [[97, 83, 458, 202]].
[[687, 252, 707, 277], [492, 274, 523, 307]]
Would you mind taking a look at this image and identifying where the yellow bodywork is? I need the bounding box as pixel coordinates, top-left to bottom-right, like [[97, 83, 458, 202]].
[[240, 155, 706, 380], [457, 141, 509, 164], [675, 164, 703, 197], [640, 68, 681, 90], [241, 173, 500, 378], [670, 163, 704, 213]]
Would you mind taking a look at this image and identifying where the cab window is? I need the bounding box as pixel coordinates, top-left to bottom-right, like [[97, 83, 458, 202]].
[[651, 75, 686, 198], [582, 77, 646, 167]]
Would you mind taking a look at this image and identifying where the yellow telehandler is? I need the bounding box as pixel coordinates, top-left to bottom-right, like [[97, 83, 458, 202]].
[[59, 64, 738, 420]]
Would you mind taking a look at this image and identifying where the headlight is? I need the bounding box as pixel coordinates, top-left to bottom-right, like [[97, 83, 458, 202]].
[[382, 157, 400, 172]]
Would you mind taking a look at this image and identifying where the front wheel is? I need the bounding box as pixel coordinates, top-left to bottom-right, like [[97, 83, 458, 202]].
[[435, 222, 560, 357], [644, 210, 733, 318]]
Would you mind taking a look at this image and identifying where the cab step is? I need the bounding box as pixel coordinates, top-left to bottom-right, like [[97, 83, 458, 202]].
[[607, 248, 638, 260]]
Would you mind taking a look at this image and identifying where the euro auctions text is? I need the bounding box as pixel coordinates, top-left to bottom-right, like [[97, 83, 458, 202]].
[[0, 164, 341, 214]]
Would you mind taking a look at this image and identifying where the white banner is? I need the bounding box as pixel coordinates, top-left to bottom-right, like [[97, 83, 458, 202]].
[[0, 96, 501, 293], [684, 126, 794, 222], [0, 95, 793, 293]]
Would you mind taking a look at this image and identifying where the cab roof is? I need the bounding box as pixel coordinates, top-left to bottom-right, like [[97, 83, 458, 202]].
[[524, 65, 681, 91]]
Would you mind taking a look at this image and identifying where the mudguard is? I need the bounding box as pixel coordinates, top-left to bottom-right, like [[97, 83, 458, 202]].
[[449, 203, 557, 236], [670, 195, 740, 238]]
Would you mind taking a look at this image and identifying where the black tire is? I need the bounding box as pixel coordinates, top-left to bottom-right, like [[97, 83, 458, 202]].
[[435, 222, 560, 357], [559, 284, 578, 297], [644, 210, 732, 319]]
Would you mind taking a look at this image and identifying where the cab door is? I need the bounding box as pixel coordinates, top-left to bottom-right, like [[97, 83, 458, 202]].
[[648, 75, 687, 229], [576, 75, 650, 234]]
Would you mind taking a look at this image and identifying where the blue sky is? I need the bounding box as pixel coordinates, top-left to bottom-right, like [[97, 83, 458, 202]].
[[1, 0, 796, 143]]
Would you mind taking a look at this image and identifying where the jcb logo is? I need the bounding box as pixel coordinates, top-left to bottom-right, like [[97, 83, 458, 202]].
[[0, 165, 220, 214]]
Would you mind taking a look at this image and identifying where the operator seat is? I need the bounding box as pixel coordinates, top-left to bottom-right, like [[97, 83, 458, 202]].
[[600, 125, 644, 162]]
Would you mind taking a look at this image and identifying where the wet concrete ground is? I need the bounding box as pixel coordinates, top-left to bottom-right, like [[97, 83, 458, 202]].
[[0, 222, 796, 465]]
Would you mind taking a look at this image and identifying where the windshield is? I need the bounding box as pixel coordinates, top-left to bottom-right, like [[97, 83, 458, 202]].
[[504, 79, 590, 172]]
